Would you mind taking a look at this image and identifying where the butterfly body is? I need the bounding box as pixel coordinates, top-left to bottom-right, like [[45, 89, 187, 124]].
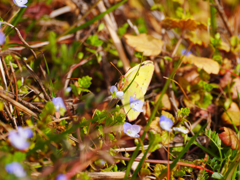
[[118, 61, 154, 121]]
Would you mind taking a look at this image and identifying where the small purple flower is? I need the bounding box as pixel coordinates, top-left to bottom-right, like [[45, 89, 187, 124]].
[[129, 96, 143, 112], [123, 122, 141, 138], [5, 162, 26, 178], [110, 85, 124, 99], [13, 0, 28, 7], [8, 127, 33, 150], [65, 87, 72, 93], [159, 115, 173, 132], [181, 49, 192, 56], [52, 97, 66, 112], [0, 31, 5, 45], [56, 174, 68, 180]]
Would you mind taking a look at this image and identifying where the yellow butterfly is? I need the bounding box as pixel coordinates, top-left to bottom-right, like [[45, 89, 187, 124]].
[[118, 61, 154, 121]]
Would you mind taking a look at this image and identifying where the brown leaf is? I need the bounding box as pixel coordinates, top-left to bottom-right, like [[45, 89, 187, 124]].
[[218, 41, 230, 52], [182, 54, 220, 74], [219, 127, 239, 149], [124, 34, 163, 56], [154, 93, 179, 111], [219, 72, 232, 88], [24, 3, 52, 20], [221, 111, 240, 126], [232, 78, 240, 99], [185, 30, 210, 47], [161, 18, 207, 31]]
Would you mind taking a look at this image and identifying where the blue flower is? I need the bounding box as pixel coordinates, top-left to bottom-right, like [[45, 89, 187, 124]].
[[52, 97, 66, 112], [5, 162, 26, 178], [181, 49, 192, 56], [123, 122, 141, 138], [0, 31, 5, 45], [13, 0, 28, 7], [56, 174, 68, 180], [8, 127, 33, 150], [110, 85, 124, 99], [129, 96, 143, 112], [159, 115, 173, 132]]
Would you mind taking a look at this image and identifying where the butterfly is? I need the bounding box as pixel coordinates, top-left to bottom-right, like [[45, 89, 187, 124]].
[[118, 61, 154, 121], [13, 0, 28, 7]]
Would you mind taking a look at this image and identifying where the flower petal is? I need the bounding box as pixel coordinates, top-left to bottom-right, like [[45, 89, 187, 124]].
[[18, 127, 33, 139], [116, 91, 124, 99], [159, 115, 173, 131], [56, 174, 68, 180], [52, 97, 66, 111], [129, 96, 144, 112], [110, 85, 117, 94], [13, 0, 28, 7], [123, 122, 141, 138], [5, 162, 26, 178], [0, 31, 5, 45]]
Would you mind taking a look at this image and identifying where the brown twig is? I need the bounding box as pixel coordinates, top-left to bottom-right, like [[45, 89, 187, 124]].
[[213, 0, 233, 37], [9, 59, 22, 125], [1, 22, 51, 101], [4, 103, 17, 129], [97, 0, 130, 72], [0, 90, 38, 118]]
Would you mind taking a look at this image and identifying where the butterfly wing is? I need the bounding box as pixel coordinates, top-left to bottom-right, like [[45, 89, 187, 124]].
[[120, 61, 154, 121], [121, 81, 144, 121], [125, 61, 154, 95]]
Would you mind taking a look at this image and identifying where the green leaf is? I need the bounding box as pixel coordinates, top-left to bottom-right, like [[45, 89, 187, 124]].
[[178, 107, 190, 117], [118, 23, 129, 36], [86, 35, 103, 47], [13, 152, 26, 162], [148, 132, 162, 152], [78, 52, 84, 59], [98, 23, 105, 31], [78, 76, 92, 89]]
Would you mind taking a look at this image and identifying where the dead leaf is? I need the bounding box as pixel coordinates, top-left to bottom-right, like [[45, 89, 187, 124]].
[[232, 78, 240, 99], [154, 93, 179, 111], [219, 58, 232, 75], [124, 34, 163, 56], [228, 102, 240, 112], [183, 69, 200, 84], [218, 41, 230, 52], [182, 54, 220, 74], [24, 3, 52, 20], [185, 30, 210, 47], [144, 101, 151, 121], [220, 72, 232, 88], [221, 111, 240, 126], [161, 18, 207, 31], [219, 127, 239, 149], [150, 117, 162, 134]]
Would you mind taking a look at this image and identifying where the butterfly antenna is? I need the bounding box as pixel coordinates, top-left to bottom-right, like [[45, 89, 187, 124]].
[[110, 62, 123, 76]]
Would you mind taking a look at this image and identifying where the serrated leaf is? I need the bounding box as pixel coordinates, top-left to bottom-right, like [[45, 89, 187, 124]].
[[161, 18, 207, 31], [78, 76, 92, 89], [124, 33, 163, 56], [182, 54, 220, 74]]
